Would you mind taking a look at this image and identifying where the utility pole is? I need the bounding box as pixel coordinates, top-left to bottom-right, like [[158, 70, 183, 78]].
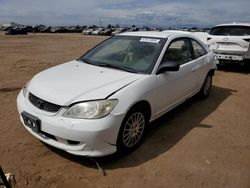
[[99, 18, 103, 27]]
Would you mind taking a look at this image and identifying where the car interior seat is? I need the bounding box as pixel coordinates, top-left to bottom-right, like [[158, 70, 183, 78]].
[[181, 44, 191, 63]]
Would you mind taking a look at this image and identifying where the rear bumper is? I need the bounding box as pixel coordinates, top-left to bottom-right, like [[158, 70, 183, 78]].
[[17, 91, 125, 157], [209, 41, 250, 61], [214, 53, 244, 61]]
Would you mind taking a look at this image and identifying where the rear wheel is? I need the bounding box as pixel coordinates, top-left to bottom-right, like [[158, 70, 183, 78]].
[[199, 74, 212, 99], [117, 107, 147, 154]]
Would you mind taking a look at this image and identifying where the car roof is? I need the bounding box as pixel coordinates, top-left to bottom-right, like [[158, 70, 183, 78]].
[[118, 31, 173, 38], [214, 23, 250, 27], [118, 30, 198, 39], [163, 30, 191, 34], [117, 30, 208, 46]]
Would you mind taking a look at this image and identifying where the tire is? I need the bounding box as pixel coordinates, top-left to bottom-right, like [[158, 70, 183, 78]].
[[117, 107, 148, 155], [198, 74, 212, 99]]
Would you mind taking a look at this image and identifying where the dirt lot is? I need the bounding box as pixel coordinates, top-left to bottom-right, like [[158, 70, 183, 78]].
[[0, 32, 249, 188]]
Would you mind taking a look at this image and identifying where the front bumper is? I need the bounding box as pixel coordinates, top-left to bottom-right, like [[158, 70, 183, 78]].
[[17, 91, 125, 157]]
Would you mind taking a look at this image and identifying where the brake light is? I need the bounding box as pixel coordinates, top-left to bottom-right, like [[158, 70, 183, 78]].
[[244, 39, 250, 42]]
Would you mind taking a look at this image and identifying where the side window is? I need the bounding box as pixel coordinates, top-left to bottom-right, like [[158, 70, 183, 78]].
[[162, 38, 192, 66], [191, 39, 207, 59]]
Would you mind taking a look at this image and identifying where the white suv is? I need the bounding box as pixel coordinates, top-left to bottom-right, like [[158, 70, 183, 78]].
[[207, 23, 250, 65]]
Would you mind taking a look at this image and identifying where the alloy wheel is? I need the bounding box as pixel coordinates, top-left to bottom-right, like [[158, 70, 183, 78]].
[[122, 112, 145, 148]]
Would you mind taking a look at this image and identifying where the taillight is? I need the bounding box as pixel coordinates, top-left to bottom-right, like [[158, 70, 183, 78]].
[[207, 37, 212, 41], [244, 39, 250, 42]]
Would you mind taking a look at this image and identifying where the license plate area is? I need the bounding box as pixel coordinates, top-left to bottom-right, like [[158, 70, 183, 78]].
[[21, 111, 41, 133]]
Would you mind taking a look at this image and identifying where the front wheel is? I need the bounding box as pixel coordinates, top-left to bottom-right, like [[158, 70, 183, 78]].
[[198, 74, 212, 99], [117, 108, 147, 155]]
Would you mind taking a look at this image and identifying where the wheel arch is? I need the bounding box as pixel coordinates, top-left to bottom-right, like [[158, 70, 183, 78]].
[[126, 100, 152, 123], [207, 69, 215, 76], [116, 100, 152, 153]]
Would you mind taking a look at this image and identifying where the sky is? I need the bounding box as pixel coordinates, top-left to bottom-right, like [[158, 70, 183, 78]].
[[0, 0, 249, 27]]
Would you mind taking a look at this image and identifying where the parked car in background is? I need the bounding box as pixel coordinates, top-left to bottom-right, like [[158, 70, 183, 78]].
[[50, 27, 69, 33], [129, 26, 139, 32], [82, 28, 94, 35], [33, 24, 46, 33], [92, 28, 105, 35], [17, 31, 216, 157], [5, 27, 28, 35], [21, 25, 33, 33], [40, 26, 52, 33], [100, 28, 115, 36], [68, 26, 84, 33], [111, 28, 128, 36], [207, 23, 250, 65]]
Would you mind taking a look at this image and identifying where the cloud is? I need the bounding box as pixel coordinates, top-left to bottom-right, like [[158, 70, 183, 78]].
[[0, 0, 249, 27]]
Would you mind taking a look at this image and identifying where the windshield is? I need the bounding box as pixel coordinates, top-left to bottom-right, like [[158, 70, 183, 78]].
[[79, 36, 165, 74], [209, 26, 250, 36]]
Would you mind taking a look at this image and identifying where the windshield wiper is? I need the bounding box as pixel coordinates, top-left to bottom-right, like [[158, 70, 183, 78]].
[[95, 63, 138, 73]]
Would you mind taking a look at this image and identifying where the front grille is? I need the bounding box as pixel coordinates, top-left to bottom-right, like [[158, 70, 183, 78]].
[[28, 93, 61, 113]]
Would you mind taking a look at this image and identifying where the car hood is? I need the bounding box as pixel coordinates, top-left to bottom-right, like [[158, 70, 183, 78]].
[[28, 60, 142, 106]]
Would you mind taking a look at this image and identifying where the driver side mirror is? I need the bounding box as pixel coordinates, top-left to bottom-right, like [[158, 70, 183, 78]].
[[156, 61, 180, 75]]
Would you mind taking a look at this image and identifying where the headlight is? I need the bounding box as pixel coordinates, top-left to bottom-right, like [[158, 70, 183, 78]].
[[22, 81, 30, 97], [63, 99, 118, 119]]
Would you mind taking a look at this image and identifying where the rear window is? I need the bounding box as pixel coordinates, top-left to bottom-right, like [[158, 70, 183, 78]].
[[209, 26, 250, 36]]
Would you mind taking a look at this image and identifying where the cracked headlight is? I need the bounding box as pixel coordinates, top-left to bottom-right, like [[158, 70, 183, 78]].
[[63, 99, 118, 119]]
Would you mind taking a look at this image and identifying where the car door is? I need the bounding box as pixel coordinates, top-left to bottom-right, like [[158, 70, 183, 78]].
[[189, 39, 208, 90], [152, 38, 198, 117]]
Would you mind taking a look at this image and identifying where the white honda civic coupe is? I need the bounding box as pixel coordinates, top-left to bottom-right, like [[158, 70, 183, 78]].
[[17, 31, 217, 157]]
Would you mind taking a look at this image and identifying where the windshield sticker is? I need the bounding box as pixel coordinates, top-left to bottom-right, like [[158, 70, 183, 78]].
[[140, 38, 160, 43]]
